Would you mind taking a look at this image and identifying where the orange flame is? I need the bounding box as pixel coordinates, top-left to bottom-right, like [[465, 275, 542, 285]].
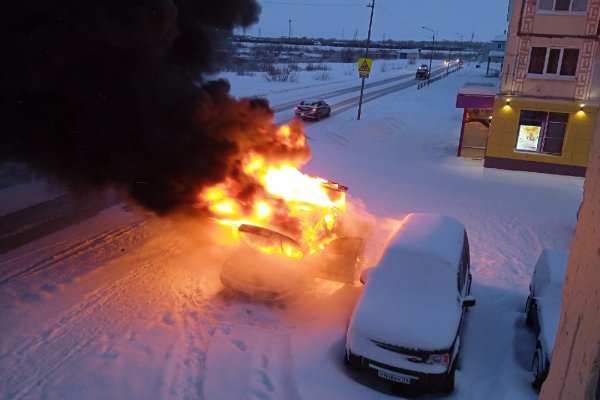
[[198, 124, 346, 257]]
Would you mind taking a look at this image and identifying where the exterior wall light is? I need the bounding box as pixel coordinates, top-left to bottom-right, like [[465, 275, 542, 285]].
[[580, 104, 585, 111], [506, 99, 511, 106]]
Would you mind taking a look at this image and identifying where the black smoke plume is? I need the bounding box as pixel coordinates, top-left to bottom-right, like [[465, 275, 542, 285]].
[[0, 0, 309, 215]]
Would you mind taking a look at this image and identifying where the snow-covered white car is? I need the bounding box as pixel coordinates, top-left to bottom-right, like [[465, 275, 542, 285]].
[[524, 249, 569, 389], [345, 213, 475, 393], [220, 224, 363, 301]]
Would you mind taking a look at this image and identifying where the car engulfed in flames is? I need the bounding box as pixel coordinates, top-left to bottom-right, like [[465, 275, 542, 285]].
[[197, 124, 364, 300]]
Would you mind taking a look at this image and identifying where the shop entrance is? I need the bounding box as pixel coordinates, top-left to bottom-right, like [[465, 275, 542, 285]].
[[459, 108, 492, 159], [455, 83, 496, 160]]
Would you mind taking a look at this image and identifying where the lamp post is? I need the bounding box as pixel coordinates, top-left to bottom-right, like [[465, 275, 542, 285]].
[[357, 0, 375, 120], [422, 26, 435, 79]]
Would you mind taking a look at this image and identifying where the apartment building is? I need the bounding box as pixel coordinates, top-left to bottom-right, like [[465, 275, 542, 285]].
[[485, 0, 600, 176]]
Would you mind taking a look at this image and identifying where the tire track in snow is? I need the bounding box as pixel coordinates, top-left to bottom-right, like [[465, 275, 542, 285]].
[[0, 220, 147, 285], [0, 236, 184, 399]]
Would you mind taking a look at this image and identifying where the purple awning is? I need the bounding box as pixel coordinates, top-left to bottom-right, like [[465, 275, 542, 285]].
[[455, 84, 497, 109]]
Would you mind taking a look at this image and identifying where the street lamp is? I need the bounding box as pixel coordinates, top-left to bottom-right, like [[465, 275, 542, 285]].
[[422, 26, 435, 79]]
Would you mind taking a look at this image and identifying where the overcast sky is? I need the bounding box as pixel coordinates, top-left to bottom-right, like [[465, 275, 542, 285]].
[[242, 0, 509, 42]]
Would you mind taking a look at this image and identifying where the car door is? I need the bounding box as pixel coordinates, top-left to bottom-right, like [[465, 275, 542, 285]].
[[312, 236, 364, 283]]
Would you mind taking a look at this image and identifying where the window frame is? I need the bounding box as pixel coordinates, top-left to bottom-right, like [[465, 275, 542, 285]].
[[515, 110, 569, 155], [527, 47, 580, 77], [537, 0, 587, 12]]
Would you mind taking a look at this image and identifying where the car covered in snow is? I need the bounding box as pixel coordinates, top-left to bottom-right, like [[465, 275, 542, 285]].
[[415, 64, 430, 80], [345, 213, 475, 393], [524, 249, 569, 389], [220, 224, 363, 301], [294, 99, 331, 121]]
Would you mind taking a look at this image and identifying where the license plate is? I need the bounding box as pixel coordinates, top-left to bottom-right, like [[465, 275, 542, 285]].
[[377, 369, 411, 384]]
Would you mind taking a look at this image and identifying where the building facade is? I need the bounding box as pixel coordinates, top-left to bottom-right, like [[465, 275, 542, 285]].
[[485, 0, 600, 176]]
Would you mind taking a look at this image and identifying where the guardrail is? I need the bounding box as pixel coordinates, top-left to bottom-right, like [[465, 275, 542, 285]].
[[417, 66, 462, 90]]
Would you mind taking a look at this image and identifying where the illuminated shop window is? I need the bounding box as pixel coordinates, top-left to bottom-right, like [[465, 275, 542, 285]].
[[528, 47, 579, 76], [515, 110, 568, 155], [538, 0, 587, 11]]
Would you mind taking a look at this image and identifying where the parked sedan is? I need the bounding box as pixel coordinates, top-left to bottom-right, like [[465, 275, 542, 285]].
[[294, 99, 331, 121], [524, 249, 569, 389], [345, 213, 475, 394]]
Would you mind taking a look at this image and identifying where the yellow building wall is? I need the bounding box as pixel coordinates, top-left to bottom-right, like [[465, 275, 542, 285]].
[[486, 97, 597, 167]]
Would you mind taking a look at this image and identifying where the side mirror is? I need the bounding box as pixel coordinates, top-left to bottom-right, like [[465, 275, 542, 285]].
[[463, 295, 476, 308], [359, 267, 375, 285]]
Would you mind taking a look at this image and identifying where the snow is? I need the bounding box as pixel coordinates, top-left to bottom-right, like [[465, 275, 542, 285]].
[[383, 213, 466, 266], [349, 250, 462, 352], [0, 61, 583, 399]]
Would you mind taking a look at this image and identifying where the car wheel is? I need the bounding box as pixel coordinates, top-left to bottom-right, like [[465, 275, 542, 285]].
[[439, 365, 455, 394], [532, 347, 547, 389], [344, 349, 360, 371], [327, 108, 331, 117], [525, 297, 535, 327], [316, 112, 321, 121]]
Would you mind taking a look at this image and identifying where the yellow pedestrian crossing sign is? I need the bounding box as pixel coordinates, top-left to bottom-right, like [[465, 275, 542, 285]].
[[357, 58, 372, 77]]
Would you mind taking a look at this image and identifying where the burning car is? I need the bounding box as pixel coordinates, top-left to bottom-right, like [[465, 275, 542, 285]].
[[218, 179, 364, 301], [220, 224, 308, 300], [220, 223, 363, 301], [199, 124, 363, 300]]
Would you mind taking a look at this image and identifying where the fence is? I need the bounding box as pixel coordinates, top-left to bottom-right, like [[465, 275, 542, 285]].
[[417, 66, 462, 90]]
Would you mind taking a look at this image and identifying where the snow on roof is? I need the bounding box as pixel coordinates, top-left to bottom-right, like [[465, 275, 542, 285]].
[[390, 213, 466, 266], [458, 82, 498, 97], [492, 34, 507, 42], [488, 50, 505, 58]]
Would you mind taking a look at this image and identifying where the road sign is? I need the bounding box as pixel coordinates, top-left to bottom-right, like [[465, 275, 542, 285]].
[[359, 73, 369, 79], [357, 58, 372, 75]]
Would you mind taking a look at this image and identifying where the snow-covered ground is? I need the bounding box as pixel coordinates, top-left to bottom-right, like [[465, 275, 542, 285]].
[[0, 61, 583, 399]]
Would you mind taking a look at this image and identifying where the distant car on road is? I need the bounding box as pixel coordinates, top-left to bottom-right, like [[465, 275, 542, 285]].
[[524, 249, 569, 389], [294, 99, 331, 121], [415, 64, 430, 79], [345, 213, 475, 394]]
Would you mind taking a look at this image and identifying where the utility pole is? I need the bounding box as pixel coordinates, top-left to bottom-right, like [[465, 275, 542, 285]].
[[357, 0, 375, 121], [422, 26, 435, 79], [456, 33, 463, 63], [288, 19, 292, 39]]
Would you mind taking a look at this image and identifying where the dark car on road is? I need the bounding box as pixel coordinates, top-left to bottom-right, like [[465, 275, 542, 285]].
[[294, 99, 331, 121], [415, 64, 430, 80], [345, 213, 475, 394]]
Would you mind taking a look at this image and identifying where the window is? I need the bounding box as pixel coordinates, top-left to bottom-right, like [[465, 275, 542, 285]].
[[515, 110, 569, 155], [538, 0, 587, 11], [527, 47, 579, 76]]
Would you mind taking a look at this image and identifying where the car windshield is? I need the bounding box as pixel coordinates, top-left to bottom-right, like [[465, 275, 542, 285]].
[[238, 224, 303, 258], [300, 100, 319, 106]]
